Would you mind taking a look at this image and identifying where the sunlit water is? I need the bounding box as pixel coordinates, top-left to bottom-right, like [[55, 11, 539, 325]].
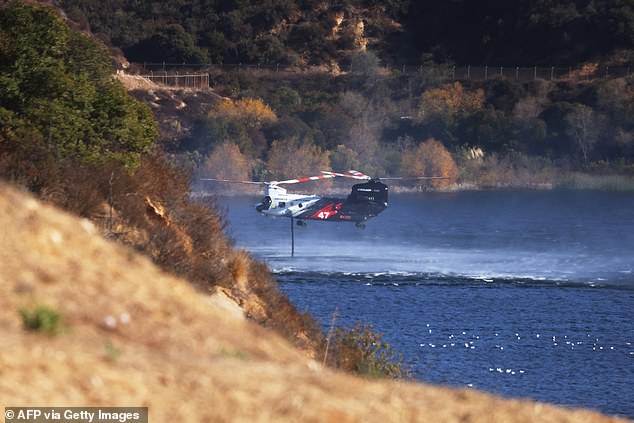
[[212, 190, 634, 418]]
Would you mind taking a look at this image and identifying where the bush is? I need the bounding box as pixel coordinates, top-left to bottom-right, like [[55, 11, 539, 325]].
[[400, 138, 459, 189], [20, 304, 65, 335], [326, 322, 406, 379]]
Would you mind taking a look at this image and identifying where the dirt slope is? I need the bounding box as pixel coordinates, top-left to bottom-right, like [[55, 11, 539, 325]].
[[0, 183, 628, 422]]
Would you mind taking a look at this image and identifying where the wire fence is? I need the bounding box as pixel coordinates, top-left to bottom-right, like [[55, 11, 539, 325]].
[[449, 65, 631, 81], [140, 71, 210, 89], [131, 62, 632, 89]]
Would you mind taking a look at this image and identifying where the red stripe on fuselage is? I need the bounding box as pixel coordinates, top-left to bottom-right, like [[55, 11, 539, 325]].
[[309, 202, 342, 220]]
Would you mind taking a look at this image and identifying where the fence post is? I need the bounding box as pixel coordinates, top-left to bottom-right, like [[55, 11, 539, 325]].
[[276, 63, 279, 72], [500, 66, 503, 78], [485, 66, 488, 80], [515, 67, 519, 81], [534, 66, 537, 80], [467, 65, 470, 80], [605, 66, 609, 78], [551, 66, 554, 81], [452, 66, 455, 79]]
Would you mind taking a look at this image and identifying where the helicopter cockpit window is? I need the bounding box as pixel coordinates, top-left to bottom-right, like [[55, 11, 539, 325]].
[[279, 202, 286, 208]]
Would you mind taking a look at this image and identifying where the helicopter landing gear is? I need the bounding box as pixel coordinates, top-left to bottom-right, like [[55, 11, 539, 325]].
[[296, 220, 307, 227], [355, 222, 366, 229]]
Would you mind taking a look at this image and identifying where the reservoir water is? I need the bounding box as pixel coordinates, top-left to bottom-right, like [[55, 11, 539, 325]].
[[216, 190, 634, 418]]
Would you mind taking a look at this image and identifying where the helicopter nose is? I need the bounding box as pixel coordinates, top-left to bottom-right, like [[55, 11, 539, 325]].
[[256, 196, 272, 212]]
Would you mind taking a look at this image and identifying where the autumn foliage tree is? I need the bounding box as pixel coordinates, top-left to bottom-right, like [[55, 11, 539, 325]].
[[199, 143, 250, 182], [400, 138, 458, 189], [266, 137, 330, 185], [417, 82, 485, 122], [213, 97, 277, 129], [205, 97, 278, 158]]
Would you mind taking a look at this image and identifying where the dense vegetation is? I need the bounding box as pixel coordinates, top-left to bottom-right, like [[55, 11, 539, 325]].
[[164, 64, 632, 190], [398, 0, 634, 65], [60, 0, 633, 66], [0, 1, 157, 168], [55, 0, 634, 187]]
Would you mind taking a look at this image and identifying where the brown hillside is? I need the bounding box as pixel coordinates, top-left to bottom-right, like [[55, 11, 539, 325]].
[[0, 182, 628, 423]]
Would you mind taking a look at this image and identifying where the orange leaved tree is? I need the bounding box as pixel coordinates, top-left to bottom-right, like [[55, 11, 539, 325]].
[[400, 138, 459, 190], [200, 143, 251, 182], [417, 82, 485, 122], [213, 97, 277, 129], [266, 138, 330, 188]]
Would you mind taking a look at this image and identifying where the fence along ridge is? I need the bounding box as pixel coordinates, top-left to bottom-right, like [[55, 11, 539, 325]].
[[130, 63, 631, 88], [134, 71, 210, 89]]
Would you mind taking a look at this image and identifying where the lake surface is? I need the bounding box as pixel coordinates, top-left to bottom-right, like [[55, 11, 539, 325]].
[[214, 190, 634, 418]]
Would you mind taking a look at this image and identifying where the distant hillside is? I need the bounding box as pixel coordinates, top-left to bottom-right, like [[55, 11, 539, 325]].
[[396, 0, 634, 66], [56, 0, 632, 66]]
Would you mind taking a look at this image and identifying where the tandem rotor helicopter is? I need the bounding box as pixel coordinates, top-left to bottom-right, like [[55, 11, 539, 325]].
[[201, 170, 447, 255]]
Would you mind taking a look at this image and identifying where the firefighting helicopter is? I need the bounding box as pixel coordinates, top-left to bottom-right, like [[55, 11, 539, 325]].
[[201, 170, 446, 229]]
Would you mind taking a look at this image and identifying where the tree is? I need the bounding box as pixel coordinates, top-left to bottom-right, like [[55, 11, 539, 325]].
[[266, 138, 330, 183], [330, 144, 361, 172], [125, 24, 209, 64], [0, 1, 157, 168], [339, 91, 389, 175], [417, 82, 485, 122], [199, 143, 250, 182], [212, 97, 277, 129], [400, 138, 458, 189], [565, 104, 599, 164], [205, 97, 277, 158], [415, 82, 487, 148]]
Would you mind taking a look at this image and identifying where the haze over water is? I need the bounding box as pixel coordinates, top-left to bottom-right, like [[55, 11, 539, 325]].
[[217, 190, 634, 418]]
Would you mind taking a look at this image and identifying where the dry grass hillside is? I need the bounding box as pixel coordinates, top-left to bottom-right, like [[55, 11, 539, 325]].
[[0, 182, 628, 423]]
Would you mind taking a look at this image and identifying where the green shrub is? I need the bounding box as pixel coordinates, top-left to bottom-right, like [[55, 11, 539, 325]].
[[19, 304, 65, 335], [104, 339, 123, 361], [326, 322, 406, 379]]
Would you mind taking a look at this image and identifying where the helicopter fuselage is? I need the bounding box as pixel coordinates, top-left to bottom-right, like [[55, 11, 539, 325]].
[[255, 180, 388, 224]]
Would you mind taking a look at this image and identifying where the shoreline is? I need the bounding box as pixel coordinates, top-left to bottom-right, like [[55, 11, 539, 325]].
[[192, 176, 634, 197]]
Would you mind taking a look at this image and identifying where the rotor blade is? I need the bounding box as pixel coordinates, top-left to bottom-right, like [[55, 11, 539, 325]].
[[347, 170, 371, 179], [273, 173, 338, 185], [378, 176, 453, 180], [200, 178, 266, 185], [320, 170, 370, 180]]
